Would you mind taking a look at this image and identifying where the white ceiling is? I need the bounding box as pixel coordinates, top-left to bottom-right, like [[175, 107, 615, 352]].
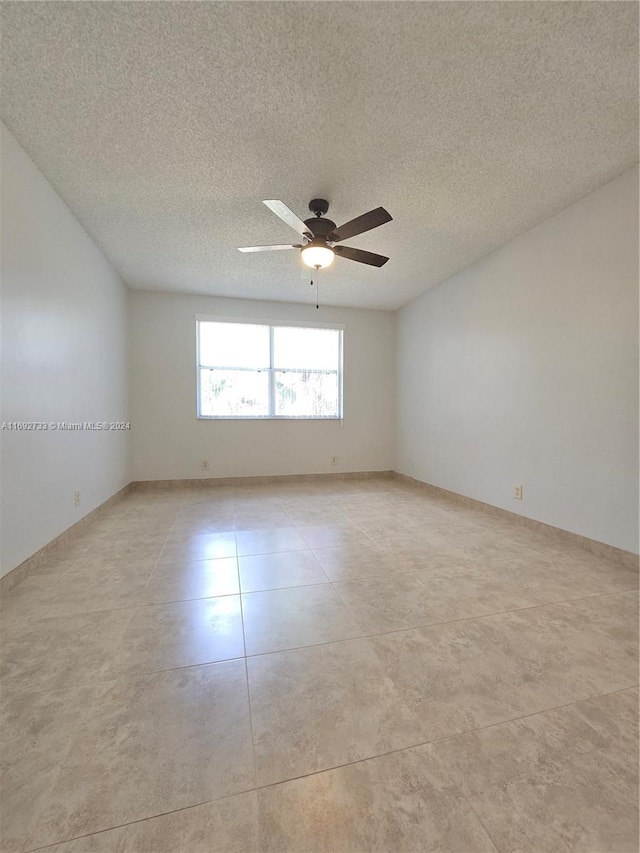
[[1, 2, 637, 310]]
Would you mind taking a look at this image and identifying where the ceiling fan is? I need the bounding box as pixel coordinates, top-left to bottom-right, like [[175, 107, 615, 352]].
[[238, 199, 392, 269]]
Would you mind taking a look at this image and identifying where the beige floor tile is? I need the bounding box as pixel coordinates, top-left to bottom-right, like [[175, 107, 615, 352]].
[[238, 550, 328, 592], [297, 524, 373, 549], [179, 497, 235, 512], [430, 691, 639, 853], [170, 517, 236, 535], [47, 791, 260, 853], [242, 584, 364, 655], [387, 545, 473, 573], [333, 573, 433, 633], [335, 568, 526, 634], [619, 685, 639, 702], [287, 508, 351, 526], [370, 621, 542, 741], [235, 528, 308, 556], [452, 559, 619, 606], [0, 609, 134, 692], [571, 560, 638, 594], [26, 661, 255, 849], [570, 686, 639, 742], [165, 526, 237, 545], [499, 552, 636, 596], [371, 539, 475, 570], [105, 597, 244, 677], [311, 542, 413, 581], [233, 513, 294, 530], [144, 557, 240, 604], [481, 602, 638, 697], [21, 546, 91, 577], [0, 683, 105, 853], [369, 598, 637, 741], [337, 557, 637, 635], [1, 566, 152, 622], [555, 590, 639, 654], [434, 557, 585, 604], [63, 556, 157, 579], [81, 518, 170, 536], [85, 540, 165, 563], [159, 533, 237, 563], [537, 548, 639, 589], [259, 746, 497, 853], [247, 638, 426, 786]]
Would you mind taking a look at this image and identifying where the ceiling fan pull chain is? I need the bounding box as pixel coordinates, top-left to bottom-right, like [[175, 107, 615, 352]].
[[316, 267, 320, 309]]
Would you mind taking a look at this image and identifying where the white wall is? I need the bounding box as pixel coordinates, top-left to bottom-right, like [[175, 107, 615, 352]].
[[130, 291, 395, 480], [397, 166, 639, 554], [0, 123, 130, 577]]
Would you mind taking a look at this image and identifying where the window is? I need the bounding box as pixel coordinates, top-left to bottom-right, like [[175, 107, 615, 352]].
[[197, 320, 343, 419]]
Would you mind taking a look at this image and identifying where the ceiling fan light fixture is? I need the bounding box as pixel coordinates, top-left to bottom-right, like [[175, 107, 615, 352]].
[[301, 243, 335, 269]]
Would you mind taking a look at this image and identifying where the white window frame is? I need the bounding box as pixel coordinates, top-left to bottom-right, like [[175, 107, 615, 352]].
[[195, 316, 344, 420]]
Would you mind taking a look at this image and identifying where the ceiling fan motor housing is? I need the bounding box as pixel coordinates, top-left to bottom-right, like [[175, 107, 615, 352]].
[[304, 217, 336, 239], [305, 199, 335, 240]]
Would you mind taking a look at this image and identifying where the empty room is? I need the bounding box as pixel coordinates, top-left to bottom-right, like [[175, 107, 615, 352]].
[[1, 2, 638, 852]]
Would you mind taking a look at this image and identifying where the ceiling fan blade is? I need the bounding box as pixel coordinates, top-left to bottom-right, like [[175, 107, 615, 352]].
[[263, 200, 312, 238], [334, 245, 389, 267], [238, 244, 301, 253], [330, 207, 392, 242]]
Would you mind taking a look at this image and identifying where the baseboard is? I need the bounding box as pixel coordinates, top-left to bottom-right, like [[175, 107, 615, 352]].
[[131, 470, 395, 490], [0, 484, 133, 595], [393, 472, 639, 571]]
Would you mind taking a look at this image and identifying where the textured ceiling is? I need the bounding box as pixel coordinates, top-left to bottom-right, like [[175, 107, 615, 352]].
[[1, 1, 638, 310]]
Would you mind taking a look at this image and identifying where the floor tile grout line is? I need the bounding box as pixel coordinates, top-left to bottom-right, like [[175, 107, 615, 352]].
[[19, 681, 639, 853], [414, 682, 640, 747], [458, 790, 503, 853], [4, 582, 636, 699], [1, 656, 253, 700], [2, 588, 244, 621], [305, 546, 332, 584], [7, 616, 638, 702], [236, 559, 260, 824], [139, 544, 173, 597], [6, 565, 634, 626]]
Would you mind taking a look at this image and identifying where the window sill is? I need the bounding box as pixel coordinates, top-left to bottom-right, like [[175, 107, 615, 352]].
[[196, 415, 343, 421]]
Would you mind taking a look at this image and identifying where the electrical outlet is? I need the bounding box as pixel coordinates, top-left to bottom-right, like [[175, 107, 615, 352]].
[[201, 460, 210, 471], [330, 456, 338, 465], [514, 484, 523, 500], [74, 490, 81, 507]]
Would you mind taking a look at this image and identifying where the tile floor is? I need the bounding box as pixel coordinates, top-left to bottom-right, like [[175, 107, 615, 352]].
[[1, 478, 638, 852]]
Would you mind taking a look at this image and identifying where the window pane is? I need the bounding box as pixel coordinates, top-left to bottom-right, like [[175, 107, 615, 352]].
[[275, 370, 339, 418], [200, 368, 269, 417], [273, 326, 340, 371], [199, 322, 269, 369]]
